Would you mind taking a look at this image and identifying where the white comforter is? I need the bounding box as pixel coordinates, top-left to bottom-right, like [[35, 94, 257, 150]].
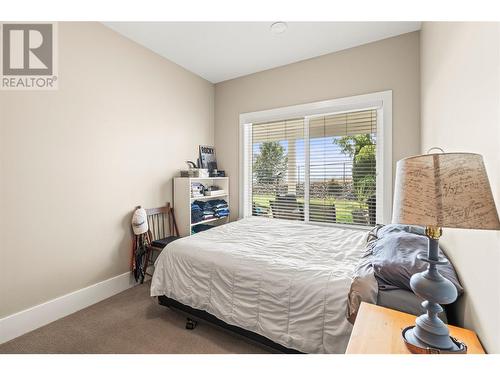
[[150, 217, 368, 353]]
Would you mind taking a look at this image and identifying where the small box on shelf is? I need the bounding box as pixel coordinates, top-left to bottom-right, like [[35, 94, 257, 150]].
[[204, 189, 226, 197]]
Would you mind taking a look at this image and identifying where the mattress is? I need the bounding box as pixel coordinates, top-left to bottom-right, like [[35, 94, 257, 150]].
[[150, 217, 368, 353]]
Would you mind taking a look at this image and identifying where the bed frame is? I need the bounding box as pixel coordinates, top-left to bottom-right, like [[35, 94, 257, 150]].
[[158, 295, 302, 354]]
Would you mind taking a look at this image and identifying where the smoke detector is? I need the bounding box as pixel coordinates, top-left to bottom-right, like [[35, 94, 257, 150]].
[[270, 22, 288, 34]]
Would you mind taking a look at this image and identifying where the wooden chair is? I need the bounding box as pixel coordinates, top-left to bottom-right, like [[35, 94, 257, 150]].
[[143, 203, 180, 277]]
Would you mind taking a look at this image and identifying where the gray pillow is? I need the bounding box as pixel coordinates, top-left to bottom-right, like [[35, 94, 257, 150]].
[[372, 226, 464, 295], [376, 224, 425, 237]]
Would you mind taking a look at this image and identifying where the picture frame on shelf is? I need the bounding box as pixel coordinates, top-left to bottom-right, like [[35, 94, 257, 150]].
[[199, 145, 218, 171]]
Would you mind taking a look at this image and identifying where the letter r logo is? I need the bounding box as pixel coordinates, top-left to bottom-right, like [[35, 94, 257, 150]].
[[2, 24, 53, 75]]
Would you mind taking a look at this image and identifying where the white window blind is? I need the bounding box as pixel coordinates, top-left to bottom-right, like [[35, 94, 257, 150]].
[[308, 110, 377, 225], [247, 108, 378, 227], [251, 118, 305, 221]]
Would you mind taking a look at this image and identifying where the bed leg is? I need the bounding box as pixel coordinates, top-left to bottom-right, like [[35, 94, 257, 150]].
[[186, 317, 198, 330]]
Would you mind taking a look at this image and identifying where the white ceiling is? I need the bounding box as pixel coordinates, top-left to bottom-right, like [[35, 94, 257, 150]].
[[104, 22, 421, 83]]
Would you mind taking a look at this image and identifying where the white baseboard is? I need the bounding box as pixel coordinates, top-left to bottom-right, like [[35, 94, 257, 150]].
[[0, 272, 137, 344]]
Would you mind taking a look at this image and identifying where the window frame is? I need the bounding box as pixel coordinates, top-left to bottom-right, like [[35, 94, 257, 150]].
[[239, 90, 393, 228]]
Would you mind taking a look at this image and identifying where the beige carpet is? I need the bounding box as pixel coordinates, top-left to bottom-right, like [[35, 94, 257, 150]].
[[0, 282, 271, 354]]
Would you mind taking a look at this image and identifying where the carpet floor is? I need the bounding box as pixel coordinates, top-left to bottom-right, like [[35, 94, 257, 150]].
[[0, 282, 271, 354]]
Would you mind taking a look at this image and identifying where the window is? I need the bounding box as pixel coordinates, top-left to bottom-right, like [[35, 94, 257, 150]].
[[241, 91, 392, 227], [308, 110, 377, 225], [251, 118, 305, 221]]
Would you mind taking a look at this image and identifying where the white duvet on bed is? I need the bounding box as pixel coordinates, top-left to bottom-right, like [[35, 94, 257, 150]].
[[150, 217, 368, 353]]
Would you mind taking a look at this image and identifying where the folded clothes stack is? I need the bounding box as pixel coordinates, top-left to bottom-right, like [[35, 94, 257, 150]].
[[201, 210, 215, 220], [191, 202, 203, 223], [212, 199, 229, 218], [191, 224, 214, 234], [191, 199, 229, 223], [191, 200, 215, 223]]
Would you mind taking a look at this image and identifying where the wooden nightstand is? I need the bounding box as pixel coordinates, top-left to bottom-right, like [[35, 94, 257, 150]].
[[346, 302, 485, 354]]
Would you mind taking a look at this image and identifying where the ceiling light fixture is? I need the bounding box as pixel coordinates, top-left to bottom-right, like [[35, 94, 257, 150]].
[[270, 22, 287, 34]]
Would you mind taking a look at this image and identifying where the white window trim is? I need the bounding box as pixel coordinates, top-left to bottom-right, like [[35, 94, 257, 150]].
[[239, 90, 393, 226]]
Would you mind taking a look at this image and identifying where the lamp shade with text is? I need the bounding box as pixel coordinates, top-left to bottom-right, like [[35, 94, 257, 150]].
[[392, 152, 500, 230]]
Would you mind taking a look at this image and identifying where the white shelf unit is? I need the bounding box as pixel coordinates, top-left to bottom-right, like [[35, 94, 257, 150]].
[[174, 177, 230, 236]]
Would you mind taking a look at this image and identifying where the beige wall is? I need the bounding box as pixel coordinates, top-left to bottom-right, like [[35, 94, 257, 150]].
[[0, 23, 214, 317], [214, 32, 421, 219], [420, 22, 500, 353]]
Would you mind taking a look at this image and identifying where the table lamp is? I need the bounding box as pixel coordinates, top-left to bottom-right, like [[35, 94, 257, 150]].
[[392, 151, 500, 353]]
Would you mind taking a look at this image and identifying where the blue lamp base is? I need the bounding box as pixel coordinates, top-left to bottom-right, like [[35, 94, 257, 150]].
[[403, 226, 465, 354]]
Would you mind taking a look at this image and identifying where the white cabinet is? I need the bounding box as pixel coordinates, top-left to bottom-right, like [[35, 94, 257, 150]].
[[173, 177, 230, 237]]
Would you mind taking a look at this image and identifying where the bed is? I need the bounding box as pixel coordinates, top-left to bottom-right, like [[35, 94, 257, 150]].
[[150, 217, 369, 354]]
